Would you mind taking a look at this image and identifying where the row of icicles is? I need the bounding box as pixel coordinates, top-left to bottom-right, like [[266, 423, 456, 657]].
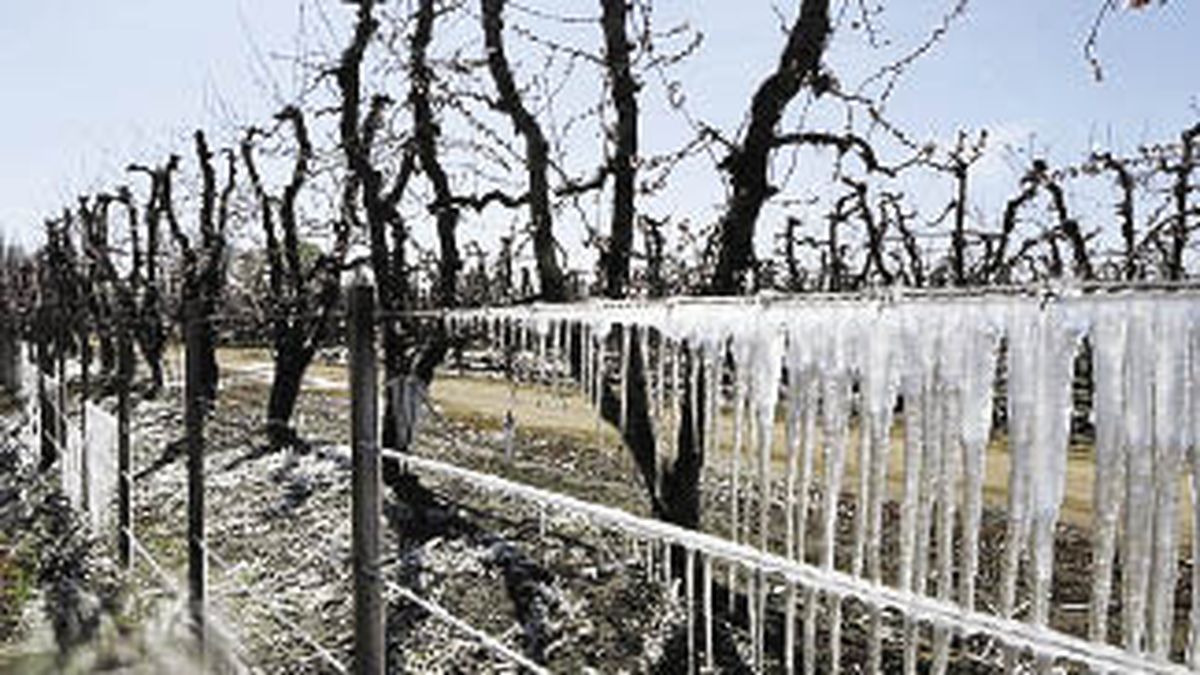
[[440, 293, 1200, 671]]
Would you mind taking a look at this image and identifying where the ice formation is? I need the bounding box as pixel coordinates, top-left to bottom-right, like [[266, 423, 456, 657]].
[[439, 289, 1200, 672]]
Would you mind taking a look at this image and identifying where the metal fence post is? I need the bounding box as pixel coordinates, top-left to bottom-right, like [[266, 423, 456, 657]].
[[349, 273, 383, 675], [184, 297, 206, 647], [117, 317, 133, 570]]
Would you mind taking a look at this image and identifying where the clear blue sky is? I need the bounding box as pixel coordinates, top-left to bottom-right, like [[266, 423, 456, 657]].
[[0, 1, 1196, 254]]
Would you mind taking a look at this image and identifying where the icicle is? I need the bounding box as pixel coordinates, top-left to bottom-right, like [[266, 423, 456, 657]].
[[505, 320, 519, 465], [1090, 306, 1127, 643], [819, 329, 850, 571], [748, 328, 785, 554], [960, 312, 1000, 612], [933, 312, 964, 673], [704, 554, 714, 673], [785, 336, 802, 561], [897, 313, 929, 593], [686, 547, 696, 675], [706, 340, 724, 526], [1000, 308, 1035, 620], [862, 313, 898, 670], [866, 597, 883, 675], [913, 355, 942, 599], [619, 324, 631, 432], [672, 337, 682, 461], [1029, 304, 1081, 631], [818, 321, 849, 675], [1148, 303, 1188, 659], [728, 360, 747, 606], [797, 355, 818, 565], [690, 344, 701, 463], [828, 592, 842, 675], [802, 586, 817, 675], [1123, 302, 1154, 654], [902, 322, 938, 675], [515, 316, 525, 361], [1190, 317, 1200, 668], [785, 582, 797, 675], [738, 318, 785, 674], [537, 319, 548, 388], [581, 323, 591, 399], [857, 313, 893, 576], [639, 324, 650, 435]]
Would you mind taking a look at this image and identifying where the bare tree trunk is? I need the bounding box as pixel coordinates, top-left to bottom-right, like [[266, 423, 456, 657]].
[[709, 0, 831, 294], [413, 0, 461, 307], [1097, 153, 1138, 280], [951, 162, 968, 286], [1169, 123, 1200, 279], [600, 0, 638, 299], [482, 0, 566, 301]]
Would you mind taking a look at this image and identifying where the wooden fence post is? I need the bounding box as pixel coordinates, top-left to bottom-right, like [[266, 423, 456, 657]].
[[80, 326, 91, 514], [349, 273, 383, 675], [117, 317, 133, 570], [184, 297, 206, 647], [37, 336, 55, 471], [0, 317, 14, 392], [57, 347, 66, 462]]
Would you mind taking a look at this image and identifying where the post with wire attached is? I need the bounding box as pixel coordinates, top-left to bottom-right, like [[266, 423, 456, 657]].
[[184, 297, 207, 650], [349, 270, 383, 675], [36, 335, 55, 471], [117, 314, 133, 570]]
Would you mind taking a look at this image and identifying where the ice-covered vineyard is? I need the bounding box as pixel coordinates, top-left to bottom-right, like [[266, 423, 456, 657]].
[[429, 287, 1200, 673]]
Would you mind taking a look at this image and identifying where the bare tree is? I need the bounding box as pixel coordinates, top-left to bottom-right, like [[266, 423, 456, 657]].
[[161, 132, 236, 410], [480, 0, 566, 301], [243, 107, 350, 449], [335, 0, 420, 464], [125, 163, 170, 396], [599, 0, 638, 299], [709, 0, 832, 294]]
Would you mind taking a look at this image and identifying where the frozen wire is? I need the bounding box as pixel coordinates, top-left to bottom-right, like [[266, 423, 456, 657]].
[[367, 446, 1192, 675], [383, 579, 550, 675], [199, 541, 349, 675]]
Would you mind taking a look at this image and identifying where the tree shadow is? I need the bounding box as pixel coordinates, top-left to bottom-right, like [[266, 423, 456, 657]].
[[381, 474, 558, 667]]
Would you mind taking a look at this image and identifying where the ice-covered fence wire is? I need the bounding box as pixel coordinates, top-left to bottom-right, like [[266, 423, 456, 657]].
[[368, 446, 1190, 674], [383, 579, 551, 675]]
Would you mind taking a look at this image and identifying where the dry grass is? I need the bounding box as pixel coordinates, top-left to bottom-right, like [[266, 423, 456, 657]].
[[212, 346, 1196, 540]]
